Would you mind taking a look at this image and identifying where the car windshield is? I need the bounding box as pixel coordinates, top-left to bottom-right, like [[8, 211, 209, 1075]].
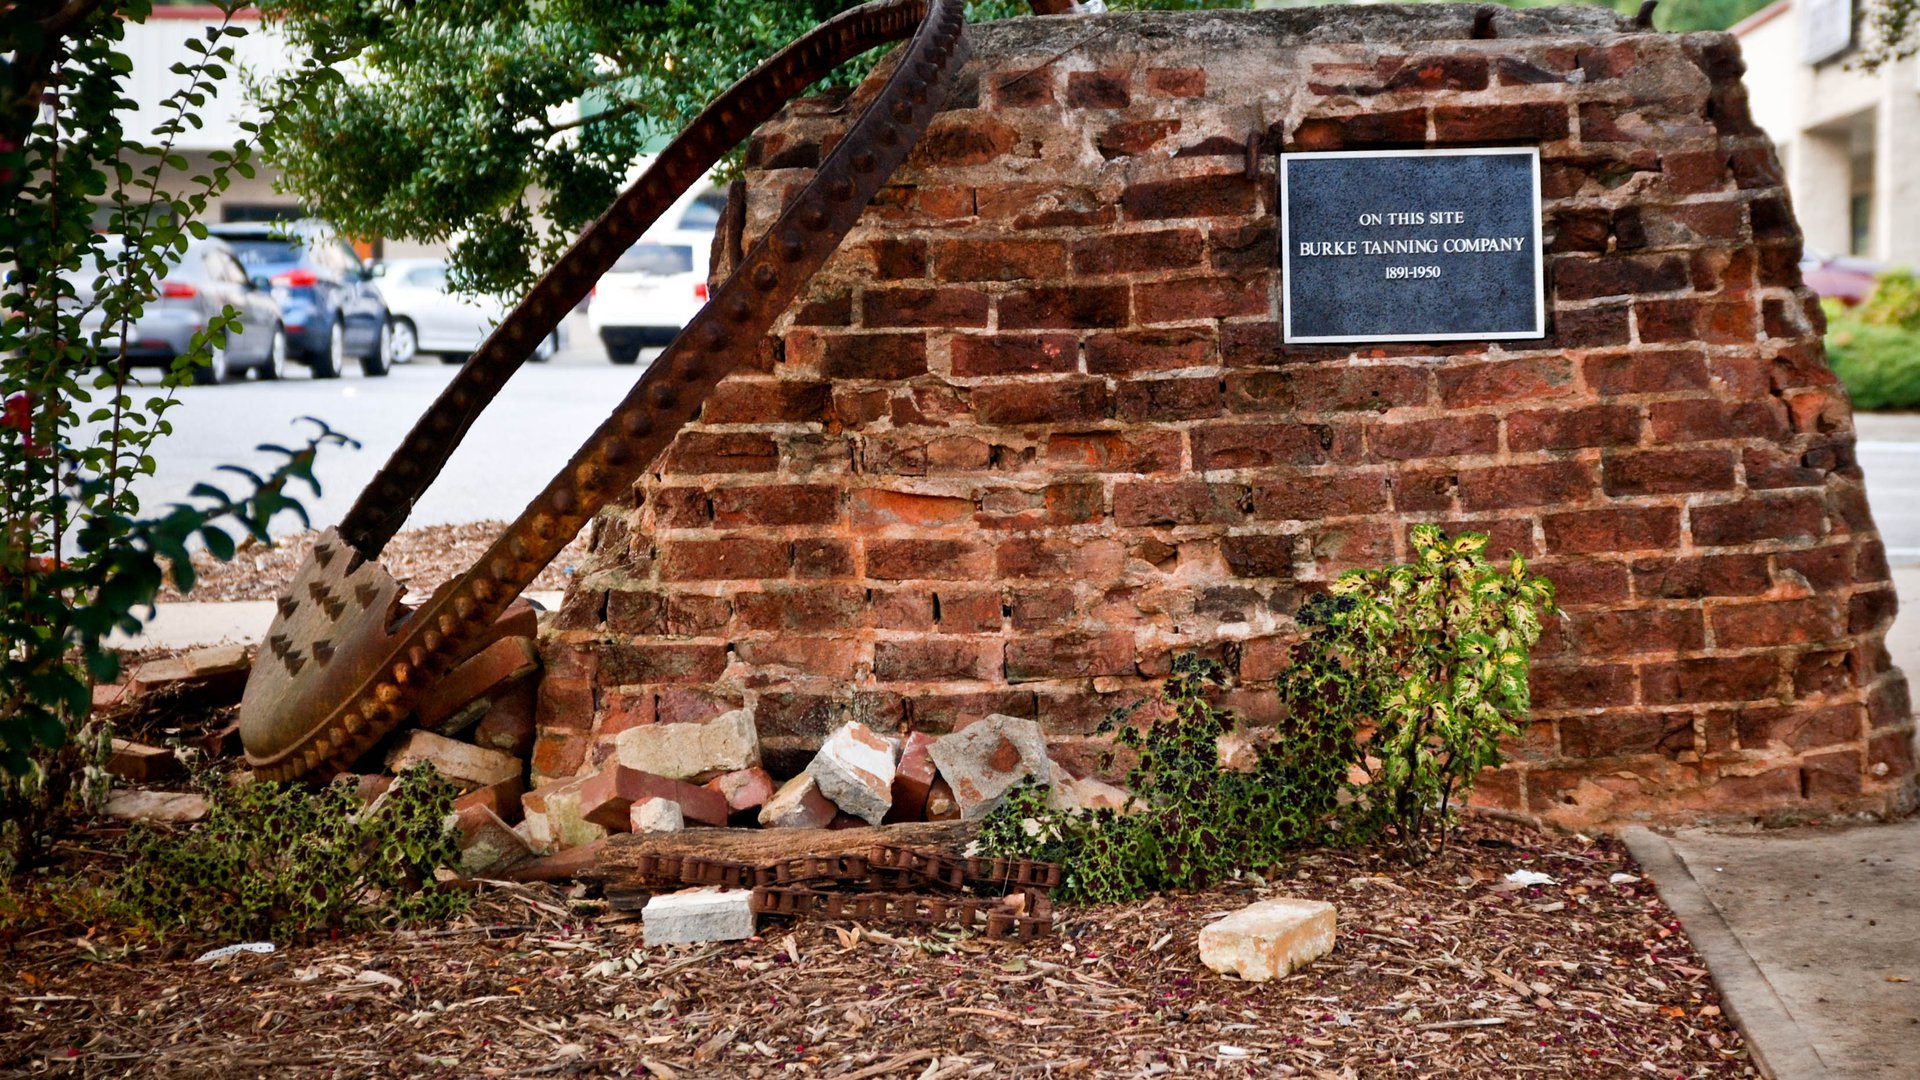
[[678, 191, 729, 230], [223, 238, 305, 268], [612, 243, 693, 276]]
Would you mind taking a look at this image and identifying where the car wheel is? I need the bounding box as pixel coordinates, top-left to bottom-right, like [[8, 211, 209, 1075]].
[[362, 320, 392, 377], [533, 331, 557, 363], [258, 327, 288, 380], [389, 318, 420, 366], [191, 340, 229, 386], [311, 320, 344, 379], [608, 342, 641, 365], [439, 352, 470, 366]]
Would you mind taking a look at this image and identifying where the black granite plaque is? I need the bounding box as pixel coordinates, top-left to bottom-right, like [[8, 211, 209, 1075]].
[[1280, 148, 1545, 344]]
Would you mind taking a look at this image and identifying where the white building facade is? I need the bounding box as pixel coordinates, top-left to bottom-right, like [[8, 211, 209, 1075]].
[[1735, 0, 1920, 268]]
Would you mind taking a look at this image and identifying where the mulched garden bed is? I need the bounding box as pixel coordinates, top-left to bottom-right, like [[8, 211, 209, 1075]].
[[1, 816, 1755, 1078], [156, 521, 591, 603]]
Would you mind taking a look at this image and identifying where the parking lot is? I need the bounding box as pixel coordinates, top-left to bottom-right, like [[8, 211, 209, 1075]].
[[84, 314, 644, 537]]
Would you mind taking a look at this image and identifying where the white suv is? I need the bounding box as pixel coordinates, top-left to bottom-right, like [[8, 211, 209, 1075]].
[[587, 184, 727, 365]]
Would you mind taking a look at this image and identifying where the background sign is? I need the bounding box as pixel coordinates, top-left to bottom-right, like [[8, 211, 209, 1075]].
[[1799, 0, 1853, 65], [1280, 147, 1545, 344]]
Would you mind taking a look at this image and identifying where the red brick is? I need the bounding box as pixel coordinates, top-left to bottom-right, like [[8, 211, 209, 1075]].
[[937, 589, 1005, 633], [1630, 554, 1772, 600], [910, 114, 1018, 167], [1711, 598, 1844, 649], [1193, 424, 1332, 469], [972, 378, 1111, 425], [1122, 175, 1257, 221], [996, 537, 1126, 579], [931, 237, 1066, 283], [863, 287, 989, 329], [1086, 327, 1215, 374], [1543, 507, 1681, 555], [596, 643, 728, 686], [1458, 461, 1593, 510], [1306, 521, 1397, 573], [1134, 276, 1268, 323], [997, 283, 1130, 329], [866, 538, 993, 581], [659, 537, 791, 581], [1530, 663, 1637, 710], [1071, 229, 1206, 275], [1567, 607, 1705, 657], [1433, 103, 1569, 142], [701, 379, 832, 424], [950, 333, 1078, 376], [1691, 493, 1826, 547], [1289, 109, 1427, 151], [1642, 656, 1779, 705], [1734, 703, 1863, 753], [1368, 415, 1499, 462], [1098, 118, 1182, 157], [473, 681, 538, 758], [578, 764, 730, 829], [1066, 69, 1131, 109], [1220, 533, 1294, 578], [1045, 430, 1183, 473], [1601, 448, 1736, 496], [1227, 365, 1430, 414], [655, 688, 741, 725], [454, 776, 527, 825], [1507, 405, 1641, 451], [1849, 587, 1898, 635], [820, 332, 927, 380], [1117, 376, 1223, 422], [662, 431, 778, 475], [1114, 480, 1247, 526], [886, 732, 940, 822], [416, 637, 540, 729], [1145, 67, 1205, 97], [1582, 349, 1710, 395], [1561, 712, 1695, 759], [1554, 254, 1689, 301], [529, 729, 589, 781], [988, 69, 1053, 108], [1249, 473, 1390, 520], [848, 488, 974, 528], [1636, 298, 1756, 344], [709, 485, 840, 527], [1437, 357, 1576, 408], [1533, 559, 1631, 606], [1005, 631, 1134, 682], [874, 637, 999, 682]]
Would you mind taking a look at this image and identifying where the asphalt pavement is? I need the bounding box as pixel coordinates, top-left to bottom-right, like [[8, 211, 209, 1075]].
[[79, 315, 642, 538]]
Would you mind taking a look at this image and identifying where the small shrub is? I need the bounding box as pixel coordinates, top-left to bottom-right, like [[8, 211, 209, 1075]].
[[116, 764, 469, 941], [1827, 311, 1920, 412], [977, 654, 1349, 904], [979, 528, 1557, 898], [1283, 526, 1556, 862], [1859, 268, 1920, 332]]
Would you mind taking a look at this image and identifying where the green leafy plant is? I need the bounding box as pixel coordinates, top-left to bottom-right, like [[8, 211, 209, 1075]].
[[116, 764, 470, 941], [1858, 269, 1920, 333], [1284, 525, 1556, 862], [2, 0, 346, 876], [978, 654, 1349, 903]]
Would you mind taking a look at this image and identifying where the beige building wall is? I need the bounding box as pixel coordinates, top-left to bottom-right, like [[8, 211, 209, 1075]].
[[1736, 0, 1920, 269]]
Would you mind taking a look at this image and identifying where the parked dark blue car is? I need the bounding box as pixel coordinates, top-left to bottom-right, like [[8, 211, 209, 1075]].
[[207, 220, 391, 378]]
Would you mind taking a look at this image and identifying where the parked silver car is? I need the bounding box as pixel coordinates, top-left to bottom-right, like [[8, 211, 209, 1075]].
[[66, 236, 287, 384], [373, 258, 560, 365]]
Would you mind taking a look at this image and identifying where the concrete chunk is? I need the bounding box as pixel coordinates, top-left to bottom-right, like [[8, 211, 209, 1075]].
[[630, 797, 685, 833], [105, 789, 209, 823], [643, 887, 755, 946], [758, 772, 837, 828], [1048, 763, 1132, 814], [927, 714, 1052, 819], [452, 805, 534, 876], [1197, 898, 1337, 982], [805, 721, 897, 825], [520, 780, 610, 852], [614, 707, 759, 781], [385, 730, 522, 791]]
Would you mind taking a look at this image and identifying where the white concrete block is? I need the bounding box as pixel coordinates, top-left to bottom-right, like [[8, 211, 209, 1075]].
[[1197, 898, 1337, 982], [385, 729, 522, 790], [643, 888, 756, 946], [614, 707, 759, 781], [630, 796, 685, 833], [805, 720, 897, 825]]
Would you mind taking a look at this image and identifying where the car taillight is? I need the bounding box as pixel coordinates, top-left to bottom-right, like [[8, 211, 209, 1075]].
[[271, 269, 319, 287], [694, 282, 709, 301], [158, 280, 197, 299]]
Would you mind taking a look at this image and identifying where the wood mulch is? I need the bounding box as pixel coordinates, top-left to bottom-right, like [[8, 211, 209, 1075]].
[[0, 816, 1756, 1078], [156, 522, 591, 603]]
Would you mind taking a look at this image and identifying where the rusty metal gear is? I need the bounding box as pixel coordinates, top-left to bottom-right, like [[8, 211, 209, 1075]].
[[240, 0, 971, 780]]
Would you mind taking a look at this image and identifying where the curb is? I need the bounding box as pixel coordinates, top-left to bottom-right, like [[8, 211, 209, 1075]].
[[1619, 826, 1830, 1080]]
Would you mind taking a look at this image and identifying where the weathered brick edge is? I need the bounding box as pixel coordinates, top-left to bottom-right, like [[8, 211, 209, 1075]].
[[540, 9, 1916, 830]]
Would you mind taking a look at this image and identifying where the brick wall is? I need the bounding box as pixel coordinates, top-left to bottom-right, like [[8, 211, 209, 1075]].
[[541, 6, 1917, 828]]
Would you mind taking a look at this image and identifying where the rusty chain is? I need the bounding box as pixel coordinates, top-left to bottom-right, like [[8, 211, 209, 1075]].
[[240, 0, 971, 779]]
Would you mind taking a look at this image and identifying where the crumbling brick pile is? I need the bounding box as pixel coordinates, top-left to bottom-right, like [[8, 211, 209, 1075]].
[[533, 5, 1913, 829]]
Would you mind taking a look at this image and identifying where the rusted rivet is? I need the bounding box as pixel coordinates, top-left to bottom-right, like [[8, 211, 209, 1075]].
[[454, 596, 476, 619], [801, 207, 829, 232], [776, 235, 806, 263], [375, 683, 402, 705], [891, 100, 915, 124], [651, 385, 679, 409], [552, 488, 577, 514], [623, 411, 654, 437], [753, 264, 779, 289], [604, 440, 631, 466], [826, 178, 856, 202], [491, 558, 515, 583], [472, 579, 497, 603]]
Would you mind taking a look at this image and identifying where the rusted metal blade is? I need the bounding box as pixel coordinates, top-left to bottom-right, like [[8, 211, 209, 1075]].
[[241, 0, 971, 779]]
